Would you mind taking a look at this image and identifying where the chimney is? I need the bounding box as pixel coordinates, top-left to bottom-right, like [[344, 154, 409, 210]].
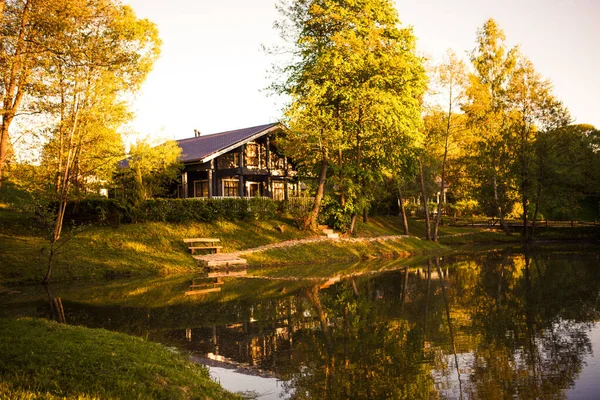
[[194, 129, 201, 137]]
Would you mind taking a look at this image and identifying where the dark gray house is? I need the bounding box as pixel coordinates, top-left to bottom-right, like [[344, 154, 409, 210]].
[[176, 122, 297, 200]]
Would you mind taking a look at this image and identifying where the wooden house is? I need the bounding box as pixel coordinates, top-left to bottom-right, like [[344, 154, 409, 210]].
[[175, 123, 298, 200]]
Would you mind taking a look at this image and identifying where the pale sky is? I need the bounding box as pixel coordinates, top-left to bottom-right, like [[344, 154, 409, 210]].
[[123, 0, 599, 142]]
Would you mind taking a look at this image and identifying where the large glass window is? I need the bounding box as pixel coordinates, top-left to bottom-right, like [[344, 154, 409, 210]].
[[223, 179, 239, 197], [194, 180, 209, 198], [245, 143, 259, 168]]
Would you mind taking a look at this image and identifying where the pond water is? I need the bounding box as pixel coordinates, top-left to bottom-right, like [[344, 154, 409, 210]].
[[2, 244, 600, 399]]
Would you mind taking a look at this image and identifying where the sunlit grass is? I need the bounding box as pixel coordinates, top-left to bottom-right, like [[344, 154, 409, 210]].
[[0, 318, 239, 399]]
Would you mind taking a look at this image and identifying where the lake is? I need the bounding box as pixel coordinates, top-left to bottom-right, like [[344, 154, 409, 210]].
[[2, 243, 600, 399]]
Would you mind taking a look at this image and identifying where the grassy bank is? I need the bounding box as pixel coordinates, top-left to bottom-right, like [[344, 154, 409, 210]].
[[0, 318, 238, 399], [244, 236, 446, 268], [0, 208, 315, 285], [3, 208, 595, 286]]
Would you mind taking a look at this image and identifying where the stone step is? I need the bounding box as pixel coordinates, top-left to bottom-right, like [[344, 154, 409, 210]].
[[193, 254, 248, 268], [322, 228, 334, 235], [327, 233, 339, 239]]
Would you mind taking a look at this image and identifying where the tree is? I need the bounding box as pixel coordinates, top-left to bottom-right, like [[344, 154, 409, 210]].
[[506, 55, 569, 238], [0, 0, 51, 188], [429, 50, 467, 241], [272, 0, 426, 231], [118, 138, 182, 202], [38, 0, 161, 284], [532, 124, 599, 226], [464, 18, 518, 235]]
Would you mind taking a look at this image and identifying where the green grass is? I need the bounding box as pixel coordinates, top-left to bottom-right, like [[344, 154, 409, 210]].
[[245, 237, 447, 268], [0, 209, 315, 285], [354, 216, 485, 238], [3, 208, 595, 287], [0, 318, 238, 399]]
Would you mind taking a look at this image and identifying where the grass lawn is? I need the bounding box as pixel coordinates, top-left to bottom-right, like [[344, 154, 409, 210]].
[[245, 236, 446, 268], [0, 208, 315, 285], [3, 207, 594, 286], [0, 318, 238, 399]]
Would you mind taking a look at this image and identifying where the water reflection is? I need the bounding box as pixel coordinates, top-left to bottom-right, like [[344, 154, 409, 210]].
[[2, 246, 600, 399]]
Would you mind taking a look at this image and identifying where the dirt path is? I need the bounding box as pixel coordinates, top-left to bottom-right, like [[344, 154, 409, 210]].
[[230, 234, 412, 256]]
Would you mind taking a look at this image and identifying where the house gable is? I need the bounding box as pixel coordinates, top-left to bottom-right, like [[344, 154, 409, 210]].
[[178, 123, 280, 164]]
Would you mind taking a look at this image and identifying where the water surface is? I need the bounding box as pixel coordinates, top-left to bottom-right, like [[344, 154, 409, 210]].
[[2, 244, 600, 399]]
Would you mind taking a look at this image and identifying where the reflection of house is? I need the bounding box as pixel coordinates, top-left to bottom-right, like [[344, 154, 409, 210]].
[[177, 123, 298, 200]]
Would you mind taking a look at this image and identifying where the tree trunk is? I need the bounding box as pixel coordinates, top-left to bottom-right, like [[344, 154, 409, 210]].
[[531, 182, 542, 239], [433, 111, 451, 242], [304, 154, 328, 230], [0, 121, 10, 189], [520, 125, 529, 240], [0, 0, 33, 189], [349, 213, 357, 234], [418, 157, 431, 240], [362, 208, 368, 223], [397, 184, 409, 235], [493, 173, 511, 235]]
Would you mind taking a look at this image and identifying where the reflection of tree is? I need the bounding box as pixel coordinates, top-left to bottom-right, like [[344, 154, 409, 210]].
[[28, 249, 600, 398], [283, 281, 436, 399], [448, 247, 599, 399]]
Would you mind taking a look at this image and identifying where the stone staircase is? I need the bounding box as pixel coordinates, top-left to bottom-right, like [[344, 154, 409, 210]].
[[319, 225, 340, 239]]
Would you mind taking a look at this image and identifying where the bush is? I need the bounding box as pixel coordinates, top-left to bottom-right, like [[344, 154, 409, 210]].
[[140, 197, 278, 223], [45, 197, 280, 224], [280, 196, 314, 227]]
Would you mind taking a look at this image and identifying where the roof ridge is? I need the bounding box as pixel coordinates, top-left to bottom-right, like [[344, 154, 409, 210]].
[[177, 122, 278, 143]]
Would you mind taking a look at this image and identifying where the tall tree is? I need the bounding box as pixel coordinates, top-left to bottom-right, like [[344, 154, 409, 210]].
[[0, 0, 50, 188], [506, 55, 569, 238], [430, 50, 467, 241], [39, 0, 160, 284], [464, 18, 518, 235], [272, 0, 426, 231]]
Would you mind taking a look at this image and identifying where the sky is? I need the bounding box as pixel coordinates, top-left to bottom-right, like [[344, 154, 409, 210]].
[[123, 0, 599, 142]]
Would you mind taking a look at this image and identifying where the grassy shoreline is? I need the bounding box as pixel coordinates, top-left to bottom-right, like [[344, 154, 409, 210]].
[[0, 318, 239, 399], [1, 208, 597, 286]]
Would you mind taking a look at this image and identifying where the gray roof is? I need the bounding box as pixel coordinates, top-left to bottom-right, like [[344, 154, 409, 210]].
[[178, 122, 279, 163], [119, 122, 280, 168]]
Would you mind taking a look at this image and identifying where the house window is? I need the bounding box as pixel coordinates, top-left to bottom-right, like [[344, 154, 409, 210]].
[[194, 180, 209, 198], [273, 181, 285, 201], [245, 143, 259, 168], [217, 152, 239, 169], [223, 179, 239, 197], [248, 182, 261, 197]]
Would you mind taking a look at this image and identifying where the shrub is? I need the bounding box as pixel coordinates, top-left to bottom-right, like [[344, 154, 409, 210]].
[[44, 197, 281, 224]]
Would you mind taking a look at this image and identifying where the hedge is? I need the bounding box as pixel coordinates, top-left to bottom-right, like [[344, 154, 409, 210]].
[[55, 197, 281, 223], [140, 197, 278, 222]]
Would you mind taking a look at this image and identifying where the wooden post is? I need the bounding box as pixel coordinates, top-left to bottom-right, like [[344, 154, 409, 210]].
[[266, 136, 271, 170], [208, 170, 213, 198], [182, 172, 188, 199], [238, 145, 245, 197]]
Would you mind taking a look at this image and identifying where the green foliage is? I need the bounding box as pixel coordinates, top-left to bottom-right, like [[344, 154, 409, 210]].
[[141, 198, 278, 223], [317, 194, 352, 231], [118, 139, 183, 202], [0, 318, 238, 399], [272, 0, 427, 229]]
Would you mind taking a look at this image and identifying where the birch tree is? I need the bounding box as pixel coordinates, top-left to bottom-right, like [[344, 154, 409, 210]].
[[464, 19, 518, 234], [39, 0, 160, 284]]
